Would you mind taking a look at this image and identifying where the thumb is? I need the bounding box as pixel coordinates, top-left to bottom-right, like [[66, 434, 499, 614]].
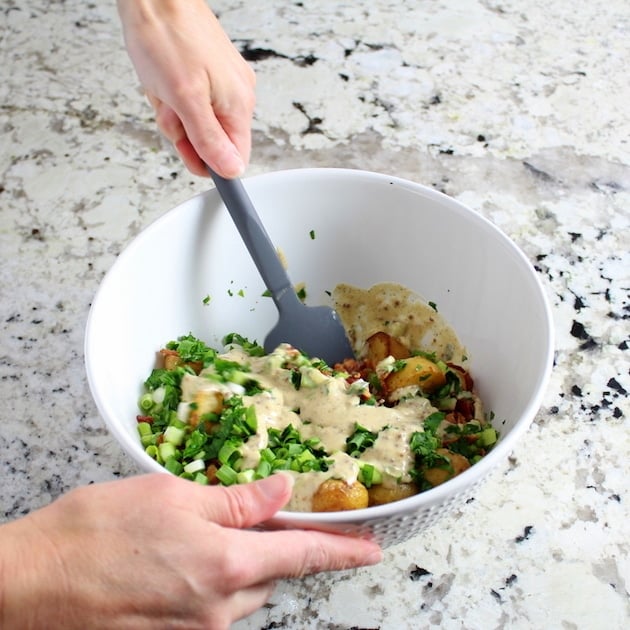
[[198, 473, 294, 529]]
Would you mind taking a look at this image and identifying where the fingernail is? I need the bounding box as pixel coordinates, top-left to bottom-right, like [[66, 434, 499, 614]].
[[365, 547, 383, 564], [258, 472, 294, 501], [222, 147, 245, 178]]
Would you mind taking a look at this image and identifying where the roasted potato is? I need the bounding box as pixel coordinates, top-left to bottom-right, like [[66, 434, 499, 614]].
[[161, 349, 183, 371], [312, 479, 369, 512], [364, 331, 410, 365], [160, 349, 203, 374], [189, 389, 223, 427], [422, 448, 470, 487], [368, 482, 418, 506], [386, 355, 446, 394]]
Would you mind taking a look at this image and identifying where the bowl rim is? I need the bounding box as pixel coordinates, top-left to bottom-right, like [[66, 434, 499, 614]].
[[85, 167, 555, 523]]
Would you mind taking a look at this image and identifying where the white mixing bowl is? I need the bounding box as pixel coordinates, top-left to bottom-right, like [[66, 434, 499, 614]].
[[85, 168, 553, 547]]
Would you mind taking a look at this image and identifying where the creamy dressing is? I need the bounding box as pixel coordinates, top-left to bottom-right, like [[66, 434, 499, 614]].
[[179, 341, 442, 511], [332, 282, 468, 364], [178, 283, 471, 512]]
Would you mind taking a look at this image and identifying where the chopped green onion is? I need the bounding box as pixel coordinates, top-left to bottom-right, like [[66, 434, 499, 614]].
[[158, 441, 177, 462], [145, 445, 159, 460], [183, 459, 207, 474], [237, 469, 256, 484], [358, 463, 382, 488], [479, 427, 498, 446], [139, 393, 154, 412], [193, 472, 209, 485], [215, 464, 238, 485], [140, 433, 156, 447], [165, 458, 184, 475], [218, 439, 242, 467], [137, 422, 152, 437], [163, 425, 186, 446], [346, 424, 378, 457], [255, 459, 272, 479]]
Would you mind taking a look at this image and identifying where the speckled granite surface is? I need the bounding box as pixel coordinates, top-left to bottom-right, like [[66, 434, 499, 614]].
[[1, 1, 628, 628]]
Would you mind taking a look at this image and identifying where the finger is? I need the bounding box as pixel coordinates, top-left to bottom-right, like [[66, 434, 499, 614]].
[[175, 137, 210, 177], [151, 98, 184, 145], [175, 97, 249, 179], [223, 580, 277, 626], [196, 473, 294, 529], [148, 98, 210, 176], [147, 87, 250, 178], [223, 528, 383, 585], [162, 99, 245, 178], [214, 109, 252, 171]]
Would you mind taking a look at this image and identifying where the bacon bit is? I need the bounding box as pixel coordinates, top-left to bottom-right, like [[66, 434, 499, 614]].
[[445, 411, 468, 425], [335, 358, 367, 374], [344, 372, 364, 385], [136, 415, 154, 424], [447, 363, 474, 390], [206, 464, 219, 484], [455, 398, 476, 421]]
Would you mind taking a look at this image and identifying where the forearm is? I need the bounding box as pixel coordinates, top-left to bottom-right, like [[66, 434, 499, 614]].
[[116, 0, 216, 41]]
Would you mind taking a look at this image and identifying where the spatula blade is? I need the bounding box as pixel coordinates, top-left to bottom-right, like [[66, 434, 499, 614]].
[[264, 303, 354, 366]]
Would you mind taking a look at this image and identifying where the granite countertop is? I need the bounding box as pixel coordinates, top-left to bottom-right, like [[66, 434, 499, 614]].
[[1, 1, 628, 628]]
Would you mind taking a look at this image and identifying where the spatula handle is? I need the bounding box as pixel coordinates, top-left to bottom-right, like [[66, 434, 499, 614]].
[[208, 169, 297, 307]]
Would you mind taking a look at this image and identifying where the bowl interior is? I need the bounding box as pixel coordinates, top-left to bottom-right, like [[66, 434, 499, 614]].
[[85, 168, 553, 527]]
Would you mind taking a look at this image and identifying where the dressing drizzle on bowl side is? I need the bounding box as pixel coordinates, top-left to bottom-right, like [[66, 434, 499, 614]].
[[332, 283, 468, 365]]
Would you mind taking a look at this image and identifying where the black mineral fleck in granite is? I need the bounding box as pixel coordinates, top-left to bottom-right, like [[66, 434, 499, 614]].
[[410, 565, 432, 581], [292, 102, 324, 135], [237, 42, 317, 67], [515, 525, 534, 543], [523, 160, 555, 182], [607, 377, 627, 396], [505, 574, 518, 586]]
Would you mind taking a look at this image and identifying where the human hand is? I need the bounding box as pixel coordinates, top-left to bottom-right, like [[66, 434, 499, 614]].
[[116, 0, 256, 178], [0, 473, 382, 629]]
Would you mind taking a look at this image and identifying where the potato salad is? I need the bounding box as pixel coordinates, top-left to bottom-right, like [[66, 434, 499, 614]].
[[136, 285, 497, 512]]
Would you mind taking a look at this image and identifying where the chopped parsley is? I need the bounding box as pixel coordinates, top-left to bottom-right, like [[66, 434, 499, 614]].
[[223, 332, 265, 357], [165, 334, 217, 366]]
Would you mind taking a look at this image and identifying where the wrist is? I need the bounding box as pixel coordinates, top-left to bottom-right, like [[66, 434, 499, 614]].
[[116, 0, 208, 23], [0, 514, 62, 628]]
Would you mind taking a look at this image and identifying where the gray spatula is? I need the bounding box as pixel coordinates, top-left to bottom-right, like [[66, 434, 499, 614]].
[[209, 168, 354, 365]]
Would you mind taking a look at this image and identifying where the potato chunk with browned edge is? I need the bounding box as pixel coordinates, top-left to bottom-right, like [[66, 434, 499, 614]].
[[189, 390, 223, 428], [386, 355, 446, 395], [423, 448, 471, 487], [364, 331, 411, 365], [368, 482, 418, 506], [312, 479, 369, 512]]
